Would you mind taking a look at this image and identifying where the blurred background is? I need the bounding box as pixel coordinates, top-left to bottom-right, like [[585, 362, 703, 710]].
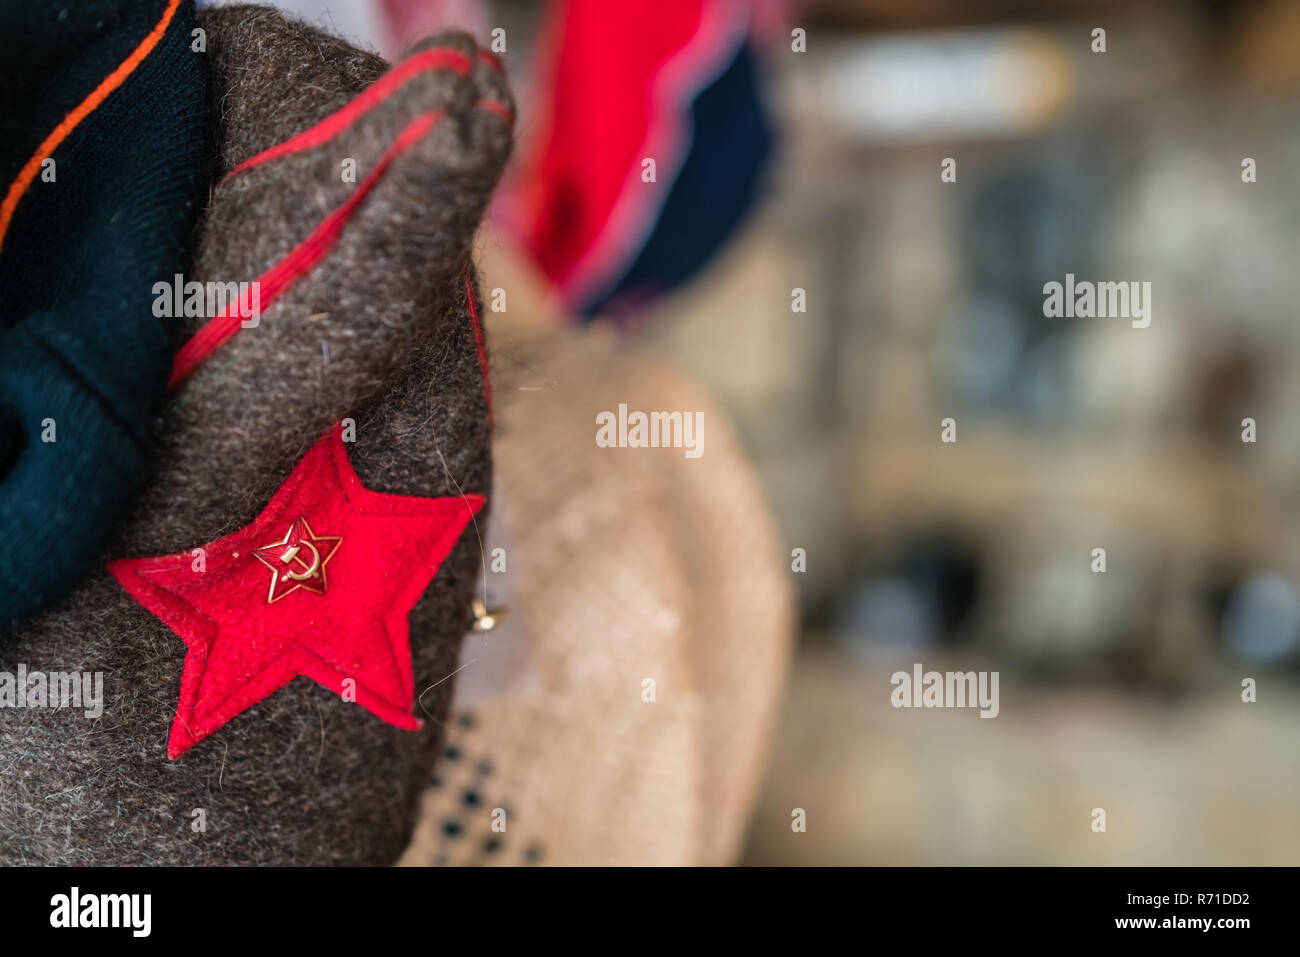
[[646, 0, 1300, 865], [244, 0, 1300, 863]]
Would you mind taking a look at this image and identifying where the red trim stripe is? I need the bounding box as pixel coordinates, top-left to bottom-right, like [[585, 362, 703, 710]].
[[478, 98, 514, 123], [464, 268, 494, 428], [227, 47, 475, 178], [169, 108, 448, 390], [169, 96, 513, 391]]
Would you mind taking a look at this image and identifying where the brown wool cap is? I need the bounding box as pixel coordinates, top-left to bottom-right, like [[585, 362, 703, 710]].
[[0, 5, 512, 865]]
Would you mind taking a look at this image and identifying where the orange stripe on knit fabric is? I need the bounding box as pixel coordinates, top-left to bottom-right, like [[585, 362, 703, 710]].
[[0, 0, 183, 256]]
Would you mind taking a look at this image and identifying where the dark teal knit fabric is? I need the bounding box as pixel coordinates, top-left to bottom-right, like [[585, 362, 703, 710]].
[[0, 0, 213, 630]]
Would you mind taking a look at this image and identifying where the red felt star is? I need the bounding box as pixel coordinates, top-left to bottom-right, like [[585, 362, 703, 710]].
[[109, 427, 484, 759]]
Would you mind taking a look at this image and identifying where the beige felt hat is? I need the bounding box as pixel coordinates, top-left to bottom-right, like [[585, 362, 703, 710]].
[[399, 248, 795, 866]]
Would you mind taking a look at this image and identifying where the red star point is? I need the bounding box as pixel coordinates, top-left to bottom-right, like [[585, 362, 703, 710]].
[[109, 427, 484, 759]]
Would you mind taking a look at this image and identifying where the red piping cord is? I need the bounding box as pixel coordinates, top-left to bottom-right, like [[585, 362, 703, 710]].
[[170, 46, 512, 403], [226, 45, 507, 178], [169, 108, 446, 390], [464, 268, 494, 428]]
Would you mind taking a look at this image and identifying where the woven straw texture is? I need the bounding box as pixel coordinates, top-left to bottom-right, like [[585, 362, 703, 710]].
[[400, 296, 794, 866]]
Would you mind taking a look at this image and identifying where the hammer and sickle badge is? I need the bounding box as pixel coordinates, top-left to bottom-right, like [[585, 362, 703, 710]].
[[252, 516, 343, 603]]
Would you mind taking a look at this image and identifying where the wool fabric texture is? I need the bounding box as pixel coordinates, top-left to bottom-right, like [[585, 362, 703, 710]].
[[110, 427, 484, 759], [0, 0, 213, 630], [0, 4, 512, 865]]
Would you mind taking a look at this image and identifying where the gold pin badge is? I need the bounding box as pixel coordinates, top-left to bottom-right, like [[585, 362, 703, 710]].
[[253, 517, 342, 603], [471, 598, 506, 632]]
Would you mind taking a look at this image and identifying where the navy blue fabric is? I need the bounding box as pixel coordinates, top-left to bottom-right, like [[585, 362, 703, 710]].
[[579, 41, 774, 320], [0, 1, 213, 631]]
